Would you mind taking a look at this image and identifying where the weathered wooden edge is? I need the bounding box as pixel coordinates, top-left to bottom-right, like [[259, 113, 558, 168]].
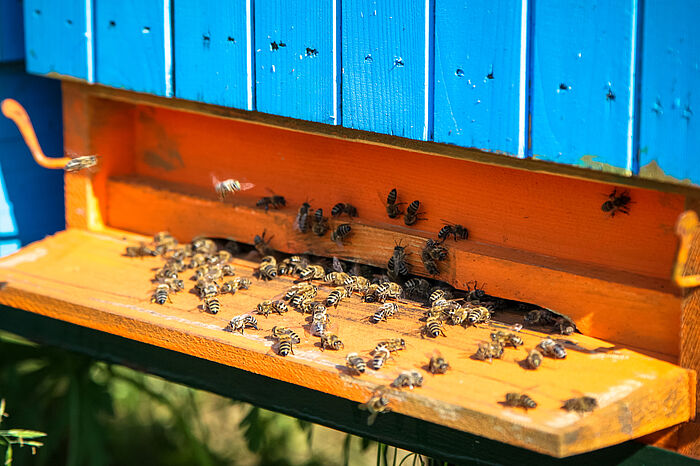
[[1, 306, 696, 465], [60, 81, 700, 196]]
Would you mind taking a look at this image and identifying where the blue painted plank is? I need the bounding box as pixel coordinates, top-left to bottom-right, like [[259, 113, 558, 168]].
[[638, 0, 700, 185], [23, 0, 92, 81], [95, 0, 172, 96], [255, 0, 338, 124], [530, 0, 637, 173], [174, 0, 249, 110], [434, 0, 526, 156], [0, 0, 24, 61], [0, 239, 21, 256], [342, 0, 430, 140]]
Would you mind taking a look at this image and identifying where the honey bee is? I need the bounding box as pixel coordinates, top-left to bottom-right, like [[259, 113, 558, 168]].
[[155, 265, 179, 281], [258, 256, 278, 280], [428, 352, 450, 374], [391, 370, 423, 390], [474, 341, 504, 362], [256, 300, 276, 317], [345, 275, 370, 294], [562, 396, 598, 413], [295, 202, 312, 233], [377, 282, 403, 302], [359, 388, 390, 425], [154, 230, 177, 248], [384, 188, 405, 219], [163, 277, 184, 292], [125, 242, 158, 257], [275, 332, 295, 356], [369, 347, 391, 370], [64, 155, 98, 172], [312, 208, 329, 236], [320, 332, 344, 351], [422, 255, 440, 276], [188, 252, 208, 269], [225, 314, 259, 333], [212, 176, 254, 200], [278, 256, 308, 275], [271, 326, 301, 344], [601, 188, 631, 217], [428, 288, 451, 304], [525, 349, 543, 370], [404, 200, 426, 226], [220, 264, 235, 276], [325, 286, 350, 308], [299, 265, 325, 281], [370, 302, 399, 323], [216, 249, 233, 263], [324, 271, 351, 286], [199, 281, 219, 299], [423, 239, 448, 261], [525, 309, 576, 335], [465, 281, 487, 302], [387, 241, 410, 279], [538, 338, 567, 359], [373, 338, 406, 354], [330, 224, 352, 245], [221, 277, 251, 294], [204, 296, 221, 314], [284, 282, 317, 301], [151, 283, 172, 304], [437, 221, 469, 242], [422, 315, 446, 338], [331, 203, 358, 218], [291, 294, 314, 311], [192, 238, 217, 255], [490, 331, 524, 348], [466, 305, 491, 326], [311, 308, 330, 336], [254, 230, 274, 256], [257, 195, 286, 211], [504, 393, 537, 410], [404, 278, 430, 301], [346, 352, 367, 374]]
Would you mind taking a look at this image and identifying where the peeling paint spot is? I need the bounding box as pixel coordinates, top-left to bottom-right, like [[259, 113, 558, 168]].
[[142, 26, 150, 34], [364, 54, 373, 63], [639, 159, 693, 185], [578, 155, 632, 176], [652, 98, 663, 115], [0, 247, 48, 267], [682, 104, 693, 120], [486, 65, 494, 80], [227, 36, 235, 43]]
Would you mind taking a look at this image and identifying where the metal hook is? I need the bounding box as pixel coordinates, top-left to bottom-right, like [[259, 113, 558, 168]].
[[673, 210, 700, 288]]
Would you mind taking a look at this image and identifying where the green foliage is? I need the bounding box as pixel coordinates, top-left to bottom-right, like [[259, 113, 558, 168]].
[[0, 398, 47, 465]]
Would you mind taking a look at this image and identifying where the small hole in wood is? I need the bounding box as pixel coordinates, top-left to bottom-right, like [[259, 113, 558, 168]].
[[455, 68, 464, 77], [364, 54, 373, 63], [486, 70, 494, 80], [109, 20, 116, 27], [142, 26, 151, 34], [66, 19, 73, 25], [227, 36, 236, 43], [559, 83, 569, 91], [34, 9, 41, 15], [606, 88, 615, 101], [305, 47, 318, 57], [393, 57, 405, 68]]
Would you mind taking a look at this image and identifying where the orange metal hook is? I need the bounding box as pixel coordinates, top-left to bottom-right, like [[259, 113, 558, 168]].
[[674, 210, 700, 288], [1, 98, 71, 169]]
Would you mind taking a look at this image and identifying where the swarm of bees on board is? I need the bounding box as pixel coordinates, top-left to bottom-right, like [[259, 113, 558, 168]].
[[120, 181, 620, 426]]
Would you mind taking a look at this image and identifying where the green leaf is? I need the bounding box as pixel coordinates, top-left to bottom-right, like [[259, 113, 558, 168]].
[[4, 444, 11, 466], [0, 400, 5, 421], [16, 441, 43, 448], [3, 430, 46, 439]]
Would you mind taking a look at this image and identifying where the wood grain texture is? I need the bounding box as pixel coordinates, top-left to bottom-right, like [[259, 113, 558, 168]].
[[173, 0, 248, 109], [95, 0, 171, 96], [107, 176, 681, 358], [255, 0, 338, 124], [530, 0, 637, 173], [23, 0, 92, 81], [341, 0, 429, 139], [638, 0, 700, 187], [433, 0, 525, 156], [0, 0, 24, 62], [0, 229, 693, 458]]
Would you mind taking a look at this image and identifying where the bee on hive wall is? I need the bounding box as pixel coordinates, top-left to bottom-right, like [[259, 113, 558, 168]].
[[387, 240, 410, 279], [330, 224, 352, 245], [404, 200, 426, 226], [391, 371, 423, 390], [331, 202, 358, 218], [359, 388, 390, 425], [295, 202, 312, 233], [504, 393, 537, 410], [438, 221, 469, 242], [312, 208, 329, 236], [601, 188, 632, 217], [253, 230, 274, 256], [383, 188, 405, 219]]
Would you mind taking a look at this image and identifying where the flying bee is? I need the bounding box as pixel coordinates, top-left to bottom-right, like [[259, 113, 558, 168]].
[[562, 396, 598, 413], [423, 239, 448, 261], [312, 208, 329, 236], [225, 314, 259, 333], [295, 202, 312, 233], [428, 352, 450, 374], [330, 224, 352, 245], [373, 338, 406, 354], [331, 203, 358, 218], [384, 188, 405, 219], [391, 370, 423, 390], [370, 302, 399, 323], [125, 242, 158, 258], [504, 393, 537, 410], [258, 256, 277, 280], [275, 332, 295, 356], [404, 200, 426, 226], [299, 264, 325, 281], [387, 240, 410, 278], [525, 349, 543, 370], [324, 271, 351, 286], [325, 286, 350, 308], [212, 175, 254, 200], [422, 315, 446, 338], [601, 188, 632, 217], [345, 275, 370, 294], [271, 326, 301, 344], [254, 230, 274, 256], [404, 278, 431, 301], [538, 338, 567, 359], [64, 155, 99, 172], [466, 305, 491, 326], [346, 353, 367, 374], [151, 283, 172, 304], [359, 388, 390, 425], [490, 331, 524, 348], [474, 341, 504, 362], [438, 221, 469, 242], [369, 347, 391, 370], [204, 296, 221, 314], [320, 332, 344, 351]]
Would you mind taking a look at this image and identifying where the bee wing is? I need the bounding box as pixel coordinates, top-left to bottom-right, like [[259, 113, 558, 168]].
[[332, 256, 344, 273], [210, 173, 221, 186], [238, 182, 255, 191]]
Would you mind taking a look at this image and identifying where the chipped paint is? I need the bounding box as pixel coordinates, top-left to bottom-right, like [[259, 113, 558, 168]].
[[578, 155, 632, 176], [639, 159, 693, 185], [0, 247, 48, 267], [596, 379, 643, 405]]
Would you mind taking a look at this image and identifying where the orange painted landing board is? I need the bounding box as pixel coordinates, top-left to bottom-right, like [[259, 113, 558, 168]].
[[0, 229, 693, 458]]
